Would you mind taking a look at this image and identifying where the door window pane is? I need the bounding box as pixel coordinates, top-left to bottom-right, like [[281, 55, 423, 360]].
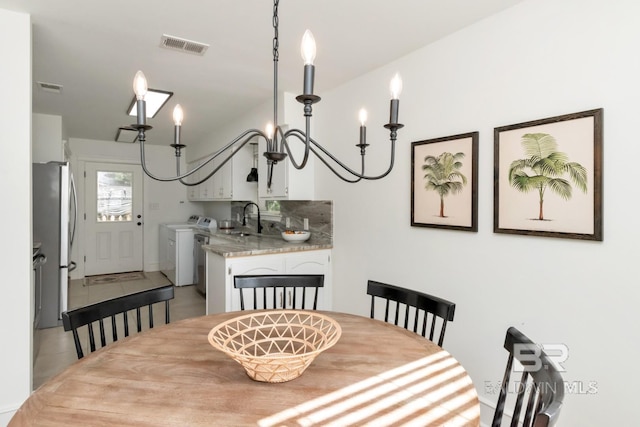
[[97, 171, 133, 222]]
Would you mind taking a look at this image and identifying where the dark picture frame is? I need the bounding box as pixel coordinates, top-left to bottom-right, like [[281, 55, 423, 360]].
[[494, 108, 603, 241], [411, 132, 478, 232]]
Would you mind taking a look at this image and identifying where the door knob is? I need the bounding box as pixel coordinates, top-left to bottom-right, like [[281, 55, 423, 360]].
[[137, 214, 142, 219], [137, 222, 142, 226]]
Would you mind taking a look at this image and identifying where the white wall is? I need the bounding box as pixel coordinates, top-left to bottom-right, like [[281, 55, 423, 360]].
[[0, 9, 31, 425], [5, 0, 637, 424], [68, 138, 203, 275], [315, 0, 640, 425]]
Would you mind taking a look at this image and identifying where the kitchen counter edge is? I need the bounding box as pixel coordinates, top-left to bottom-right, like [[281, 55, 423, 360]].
[[202, 237, 332, 258]]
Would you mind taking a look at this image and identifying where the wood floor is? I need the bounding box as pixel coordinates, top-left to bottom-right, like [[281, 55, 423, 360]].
[[32, 271, 206, 390]]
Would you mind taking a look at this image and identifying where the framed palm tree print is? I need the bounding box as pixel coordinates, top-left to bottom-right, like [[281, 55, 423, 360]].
[[411, 132, 478, 231], [494, 108, 603, 241]]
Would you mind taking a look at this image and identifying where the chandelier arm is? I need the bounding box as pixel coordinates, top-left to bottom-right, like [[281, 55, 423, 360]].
[[309, 144, 364, 183], [138, 128, 266, 183], [174, 157, 193, 186], [138, 137, 189, 182], [280, 130, 311, 170], [281, 130, 361, 183], [283, 128, 397, 181], [280, 125, 311, 170]]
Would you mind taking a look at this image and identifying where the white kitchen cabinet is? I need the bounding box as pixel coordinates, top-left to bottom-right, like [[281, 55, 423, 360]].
[[205, 249, 332, 314], [207, 155, 232, 200], [33, 113, 69, 163], [189, 144, 255, 201], [186, 160, 201, 201]]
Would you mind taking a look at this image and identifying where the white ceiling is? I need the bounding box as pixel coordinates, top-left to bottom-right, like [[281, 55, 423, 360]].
[[0, 0, 524, 147]]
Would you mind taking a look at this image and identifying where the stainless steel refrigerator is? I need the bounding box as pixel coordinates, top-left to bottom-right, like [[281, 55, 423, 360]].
[[33, 161, 77, 328]]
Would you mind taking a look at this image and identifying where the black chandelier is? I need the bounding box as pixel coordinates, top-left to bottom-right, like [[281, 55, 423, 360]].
[[128, 0, 404, 187]]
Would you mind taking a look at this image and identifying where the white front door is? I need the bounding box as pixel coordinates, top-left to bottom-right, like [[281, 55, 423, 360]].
[[84, 162, 144, 275]]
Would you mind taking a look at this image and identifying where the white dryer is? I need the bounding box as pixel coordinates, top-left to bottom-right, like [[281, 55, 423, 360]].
[[159, 215, 201, 286]]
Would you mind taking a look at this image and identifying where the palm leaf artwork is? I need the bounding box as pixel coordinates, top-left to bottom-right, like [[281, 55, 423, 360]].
[[508, 133, 587, 220], [422, 152, 467, 217]]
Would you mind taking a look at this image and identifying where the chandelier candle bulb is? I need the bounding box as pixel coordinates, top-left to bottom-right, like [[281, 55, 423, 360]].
[[359, 108, 368, 126], [173, 104, 183, 145], [300, 30, 316, 65], [133, 71, 148, 100], [173, 104, 183, 126], [265, 122, 275, 151], [266, 122, 274, 140], [301, 30, 317, 96], [390, 73, 403, 99], [359, 108, 368, 145], [133, 71, 148, 127]]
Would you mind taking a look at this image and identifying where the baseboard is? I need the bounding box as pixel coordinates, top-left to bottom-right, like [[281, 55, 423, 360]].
[[479, 395, 494, 427], [0, 403, 20, 425], [479, 395, 514, 427], [145, 262, 160, 273]]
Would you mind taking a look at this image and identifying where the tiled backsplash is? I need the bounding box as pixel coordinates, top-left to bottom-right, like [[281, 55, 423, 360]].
[[230, 200, 333, 244]]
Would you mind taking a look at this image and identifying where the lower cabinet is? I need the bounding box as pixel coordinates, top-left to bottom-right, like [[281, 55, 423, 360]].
[[205, 249, 332, 314]]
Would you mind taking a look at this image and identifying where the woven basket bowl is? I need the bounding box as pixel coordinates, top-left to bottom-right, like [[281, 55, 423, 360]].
[[208, 310, 342, 383]]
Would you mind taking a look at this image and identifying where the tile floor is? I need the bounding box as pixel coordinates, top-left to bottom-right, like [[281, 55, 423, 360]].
[[32, 271, 206, 390]]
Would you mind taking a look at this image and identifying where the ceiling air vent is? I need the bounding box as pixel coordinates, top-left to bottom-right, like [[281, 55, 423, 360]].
[[37, 81, 63, 94], [160, 34, 209, 56]]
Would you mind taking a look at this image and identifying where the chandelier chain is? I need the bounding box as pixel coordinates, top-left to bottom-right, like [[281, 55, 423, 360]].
[[272, 0, 279, 62]]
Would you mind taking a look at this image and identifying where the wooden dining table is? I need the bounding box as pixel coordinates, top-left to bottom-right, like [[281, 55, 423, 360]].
[[11, 311, 480, 426]]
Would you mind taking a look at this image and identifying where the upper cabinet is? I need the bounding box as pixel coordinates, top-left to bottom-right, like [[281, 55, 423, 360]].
[[199, 155, 231, 200], [186, 159, 201, 201], [33, 114, 70, 163], [187, 143, 255, 202]]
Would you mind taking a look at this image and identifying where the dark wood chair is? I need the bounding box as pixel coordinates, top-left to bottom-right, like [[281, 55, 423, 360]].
[[61, 284, 175, 359], [492, 327, 564, 427], [367, 280, 455, 347], [234, 274, 324, 310]]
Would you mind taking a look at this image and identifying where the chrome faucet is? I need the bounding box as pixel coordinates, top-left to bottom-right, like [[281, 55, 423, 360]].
[[242, 202, 263, 234]]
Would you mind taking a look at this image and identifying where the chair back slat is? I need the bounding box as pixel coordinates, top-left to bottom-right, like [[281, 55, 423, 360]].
[[123, 311, 129, 337], [110, 316, 117, 342], [367, 280, 455, 347], [491, 327, 565, 427], [98, 319, 107, 348], [234, 275, 324, 310], [62, 284, 175, 359]]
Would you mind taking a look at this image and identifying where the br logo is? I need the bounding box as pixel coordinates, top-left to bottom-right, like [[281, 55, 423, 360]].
[[514, 343, 569, 372]]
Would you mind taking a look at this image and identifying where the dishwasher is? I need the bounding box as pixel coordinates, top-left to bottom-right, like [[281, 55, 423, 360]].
[[194, 233, 209, 295]]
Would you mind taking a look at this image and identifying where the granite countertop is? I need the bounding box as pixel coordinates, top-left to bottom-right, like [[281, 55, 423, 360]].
[[202, 232, 332, 258]]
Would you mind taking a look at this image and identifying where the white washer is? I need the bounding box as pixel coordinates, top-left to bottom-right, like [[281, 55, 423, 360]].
[[193, 217, 218, 295], [159, 215, 201, 286]]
